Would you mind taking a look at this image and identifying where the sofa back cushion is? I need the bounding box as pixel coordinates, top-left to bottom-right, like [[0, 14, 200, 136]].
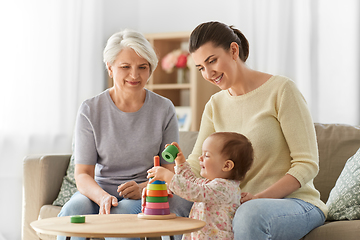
[[314, 123, 360, 203], [179, 131, 199, 159]]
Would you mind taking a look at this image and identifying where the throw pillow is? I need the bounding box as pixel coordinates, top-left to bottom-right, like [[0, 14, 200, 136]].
[[326, 147, 360, 220], [53, 142, 78, 206]]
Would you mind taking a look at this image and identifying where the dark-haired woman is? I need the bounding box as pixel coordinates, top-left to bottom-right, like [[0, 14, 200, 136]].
[[186, 21, 327, 240]]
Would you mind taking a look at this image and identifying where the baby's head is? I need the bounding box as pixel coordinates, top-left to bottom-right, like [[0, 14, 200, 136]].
[[200, 132, 253, 181]]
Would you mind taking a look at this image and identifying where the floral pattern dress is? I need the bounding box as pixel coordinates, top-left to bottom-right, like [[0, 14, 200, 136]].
[[169, 162, 241, 240]]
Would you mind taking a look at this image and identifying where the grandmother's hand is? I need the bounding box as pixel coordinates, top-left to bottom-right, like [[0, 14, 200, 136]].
[[99, 195, 118, 214], [117, 180, 142, 200]]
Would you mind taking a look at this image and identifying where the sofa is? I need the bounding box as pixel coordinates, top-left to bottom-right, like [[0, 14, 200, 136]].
[[22, 123, 360, 240]]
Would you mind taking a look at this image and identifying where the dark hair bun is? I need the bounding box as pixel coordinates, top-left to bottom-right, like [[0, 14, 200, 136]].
[[230, 26, 249, 62]]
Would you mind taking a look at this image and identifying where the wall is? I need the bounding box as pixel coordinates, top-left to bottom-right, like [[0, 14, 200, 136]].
[[102, 0, 241, 36]]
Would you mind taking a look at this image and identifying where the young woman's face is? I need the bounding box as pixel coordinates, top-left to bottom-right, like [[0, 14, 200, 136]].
[[107, 48, 150, 92], [191, 42, 237, 90], [198, 136, 228, 180]]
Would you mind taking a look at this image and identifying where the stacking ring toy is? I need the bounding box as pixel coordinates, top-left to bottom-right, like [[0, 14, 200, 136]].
[[70, 215, 85, 223], [146, 196, 168, 203], [162, 145, 179, 162], [147, 184, 167, 191], [144, 208, 170, 215], [146, 189, 168, 197]]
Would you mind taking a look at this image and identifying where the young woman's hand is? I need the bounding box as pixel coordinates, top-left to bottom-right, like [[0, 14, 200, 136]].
[[240, 192, 258, 204], [147, 166, 174, 184]]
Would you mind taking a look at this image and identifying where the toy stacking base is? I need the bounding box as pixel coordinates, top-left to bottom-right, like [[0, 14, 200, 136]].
[[137, 212, 176, 220], [139, 156, 176, 220], [138, 179, 176, 220]]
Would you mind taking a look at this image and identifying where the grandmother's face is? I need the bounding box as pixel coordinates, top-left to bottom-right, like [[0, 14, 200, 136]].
[[107, 48, 150, 92]]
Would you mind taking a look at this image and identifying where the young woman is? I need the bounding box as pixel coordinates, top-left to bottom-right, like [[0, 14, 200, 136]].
[[186, 21, 327, 240]]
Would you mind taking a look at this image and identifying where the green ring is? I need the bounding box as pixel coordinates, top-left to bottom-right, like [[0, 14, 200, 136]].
[[147, 184, 167, 190], [70, 215, 85, 223], [146, 196, 168, 203], [162, 145, 179, 162]]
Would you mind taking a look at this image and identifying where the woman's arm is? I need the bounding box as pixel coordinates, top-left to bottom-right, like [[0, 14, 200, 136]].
[[241, 174, 301, 203], [186, 101, 216, 177], [75, 164, 118, 214]]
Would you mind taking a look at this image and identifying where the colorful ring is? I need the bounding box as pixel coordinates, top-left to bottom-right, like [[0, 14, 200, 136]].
[[146, 196, 168, 203], [162, 145, 179, 162], [146, 189, 168, 197], [147, 184, 167, 191], [144, 208, 170, 215], [150, 180, 166, 184], [145, 202, 170, 209], [70, 215, 85, 223]]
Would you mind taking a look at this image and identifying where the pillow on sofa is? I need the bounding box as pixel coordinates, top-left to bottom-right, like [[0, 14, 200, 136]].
[[326, 147, 360, 220], [53, 153, 77, 206]]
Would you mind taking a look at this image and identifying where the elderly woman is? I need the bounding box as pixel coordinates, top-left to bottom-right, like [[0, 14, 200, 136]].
[[57, 29, 192, 240]]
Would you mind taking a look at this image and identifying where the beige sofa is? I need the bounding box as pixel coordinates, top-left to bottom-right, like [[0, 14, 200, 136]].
[[22, 123, 360, 240]]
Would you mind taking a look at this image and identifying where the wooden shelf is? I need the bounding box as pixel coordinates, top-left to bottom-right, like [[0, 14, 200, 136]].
[[146, 32, 219, 131]]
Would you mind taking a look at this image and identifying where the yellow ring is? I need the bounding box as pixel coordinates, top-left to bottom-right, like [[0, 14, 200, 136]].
[[147, 184, 167, 191]]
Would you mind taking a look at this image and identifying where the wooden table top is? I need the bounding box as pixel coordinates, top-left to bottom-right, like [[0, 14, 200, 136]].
[[31, 214, 206, 238]]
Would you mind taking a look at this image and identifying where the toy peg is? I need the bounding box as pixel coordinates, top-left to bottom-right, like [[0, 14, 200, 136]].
[[154, 156, 160, 167]]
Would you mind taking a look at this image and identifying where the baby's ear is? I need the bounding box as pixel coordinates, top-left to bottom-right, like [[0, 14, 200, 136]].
[[222, 160, 234, 172]]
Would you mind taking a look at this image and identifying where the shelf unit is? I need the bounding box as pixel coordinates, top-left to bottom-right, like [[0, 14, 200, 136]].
[[147, 32, 219, 131], [108, 32, 219, 131]]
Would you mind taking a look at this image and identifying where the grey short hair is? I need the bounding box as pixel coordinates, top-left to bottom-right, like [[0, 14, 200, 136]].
[[103, 29, 158, 76]]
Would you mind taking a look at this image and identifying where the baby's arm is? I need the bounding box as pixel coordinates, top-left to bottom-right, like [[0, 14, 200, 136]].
[[169, 162, 238, 204]]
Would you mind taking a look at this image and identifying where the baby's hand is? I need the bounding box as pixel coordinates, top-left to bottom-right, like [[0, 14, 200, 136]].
[[141, 188, 147, 212], [147, 166, 174, 184], [166, 142, 186, 165]]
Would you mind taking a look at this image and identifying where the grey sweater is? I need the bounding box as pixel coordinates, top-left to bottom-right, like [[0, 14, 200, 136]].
[[74, 89, 179, 197]]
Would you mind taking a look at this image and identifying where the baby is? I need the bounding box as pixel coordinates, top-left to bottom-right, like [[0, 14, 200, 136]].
[[146, 132, 254, 239]]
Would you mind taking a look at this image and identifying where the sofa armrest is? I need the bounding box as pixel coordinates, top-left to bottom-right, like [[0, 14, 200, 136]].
[[22, 154, 71, 240]]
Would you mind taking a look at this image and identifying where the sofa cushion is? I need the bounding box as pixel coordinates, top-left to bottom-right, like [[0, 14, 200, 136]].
[[39, 205, 62, 219], [314, 123, 360, 203], [179, 131, 198, 158], [302, 220, 360, 240], [52, 153, 77, 206], [326, 147, 360, 220]]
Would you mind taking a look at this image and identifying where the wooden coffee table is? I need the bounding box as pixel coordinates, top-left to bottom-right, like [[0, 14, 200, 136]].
[[31, 214, 205, 239]]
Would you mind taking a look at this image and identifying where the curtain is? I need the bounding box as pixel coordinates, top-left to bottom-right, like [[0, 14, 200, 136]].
[[238, 0, 359, 125], [0, 1, 104, 239]]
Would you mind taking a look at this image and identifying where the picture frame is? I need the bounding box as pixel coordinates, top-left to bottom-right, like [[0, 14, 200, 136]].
[[175, 106, 191, 131]]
